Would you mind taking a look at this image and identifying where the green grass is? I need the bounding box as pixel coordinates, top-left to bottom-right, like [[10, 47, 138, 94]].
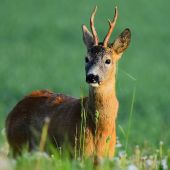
[[0, 121, 170, 170], [0, 130, 169, 170], [0, 0, 170, 169]]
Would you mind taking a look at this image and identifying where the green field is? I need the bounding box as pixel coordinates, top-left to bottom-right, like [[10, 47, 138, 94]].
[[0, 0, 170, 169]]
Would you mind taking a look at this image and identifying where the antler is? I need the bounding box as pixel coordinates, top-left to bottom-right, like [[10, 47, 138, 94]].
[[90, 6, 99, 46], [103, 7, 118, 47]]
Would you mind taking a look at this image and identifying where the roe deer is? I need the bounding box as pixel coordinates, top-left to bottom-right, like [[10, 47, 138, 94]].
[[6, 7, 131, 159]]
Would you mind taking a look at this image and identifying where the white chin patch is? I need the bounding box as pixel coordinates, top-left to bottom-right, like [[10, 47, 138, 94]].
[[89, 83, 99, 87]]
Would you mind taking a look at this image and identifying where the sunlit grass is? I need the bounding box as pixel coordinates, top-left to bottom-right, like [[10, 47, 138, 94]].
[[0, 0, 170, 148], [0, 128, 169, 170]]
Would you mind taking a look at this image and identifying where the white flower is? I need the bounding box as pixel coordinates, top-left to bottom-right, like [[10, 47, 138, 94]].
[[128, 164, 139, 170], [116, 143, 122, 148], [161, 159, 168, 170], [160, 141, 164, 145], [146, 159, 153, 168], [34, 151, 50, 159], [0, 157, 12, 170], [118, 150, 126, 158]]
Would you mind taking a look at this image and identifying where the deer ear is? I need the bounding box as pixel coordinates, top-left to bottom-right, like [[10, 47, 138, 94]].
[[112, 28, 131, 54], [82, 25, 94, 49]]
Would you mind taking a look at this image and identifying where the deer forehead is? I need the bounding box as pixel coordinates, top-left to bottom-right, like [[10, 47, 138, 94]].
[[87, 46, 113, 59]]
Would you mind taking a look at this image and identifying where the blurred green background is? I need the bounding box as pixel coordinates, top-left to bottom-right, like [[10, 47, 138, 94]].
[[0, 0, 169, 149]]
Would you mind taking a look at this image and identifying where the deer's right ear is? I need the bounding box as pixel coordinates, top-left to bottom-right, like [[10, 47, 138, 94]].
[[82, 25, 94, 49]]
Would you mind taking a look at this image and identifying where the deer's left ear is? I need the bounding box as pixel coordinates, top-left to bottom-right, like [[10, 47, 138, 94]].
[[111, 28, 131, 56], [82, 25, 94, 49]]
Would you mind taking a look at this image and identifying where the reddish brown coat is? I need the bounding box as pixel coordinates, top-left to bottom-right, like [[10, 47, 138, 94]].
[[6, 7, 131, 159]]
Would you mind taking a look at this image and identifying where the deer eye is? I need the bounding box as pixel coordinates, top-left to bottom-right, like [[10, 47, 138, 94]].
[[105, 59, 111, 64], [85, 57, 89, 63]]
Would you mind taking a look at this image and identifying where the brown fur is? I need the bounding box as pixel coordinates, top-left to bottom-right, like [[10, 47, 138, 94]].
[[6, 61, 118, 158], [6, 8, 131, 159], [6, 90, 75, 155]]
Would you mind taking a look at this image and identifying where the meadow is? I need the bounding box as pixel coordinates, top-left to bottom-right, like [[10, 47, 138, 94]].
[[0, 0, 170, 169]]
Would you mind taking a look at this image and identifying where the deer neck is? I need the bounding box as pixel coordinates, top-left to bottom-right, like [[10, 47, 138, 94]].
[[86, 76, 117, 130]]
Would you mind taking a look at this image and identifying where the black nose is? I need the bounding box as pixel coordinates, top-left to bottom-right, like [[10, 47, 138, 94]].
[[86, 74, 99, 84]]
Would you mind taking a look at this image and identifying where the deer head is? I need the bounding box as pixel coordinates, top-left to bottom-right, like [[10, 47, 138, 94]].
[[82, 7, 131, 87]]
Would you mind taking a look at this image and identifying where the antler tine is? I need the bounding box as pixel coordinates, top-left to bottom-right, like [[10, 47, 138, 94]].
[[90, 6, 99, 46], [103, 7, 118, 47]]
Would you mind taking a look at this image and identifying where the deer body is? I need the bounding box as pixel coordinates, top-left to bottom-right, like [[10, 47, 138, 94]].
[[6, 7, 131, 158]]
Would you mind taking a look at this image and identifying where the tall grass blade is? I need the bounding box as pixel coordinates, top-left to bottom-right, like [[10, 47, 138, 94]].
[[125, 85, 136, 152], [39, 117, 50, 152], [119, 68, 136, 81]]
